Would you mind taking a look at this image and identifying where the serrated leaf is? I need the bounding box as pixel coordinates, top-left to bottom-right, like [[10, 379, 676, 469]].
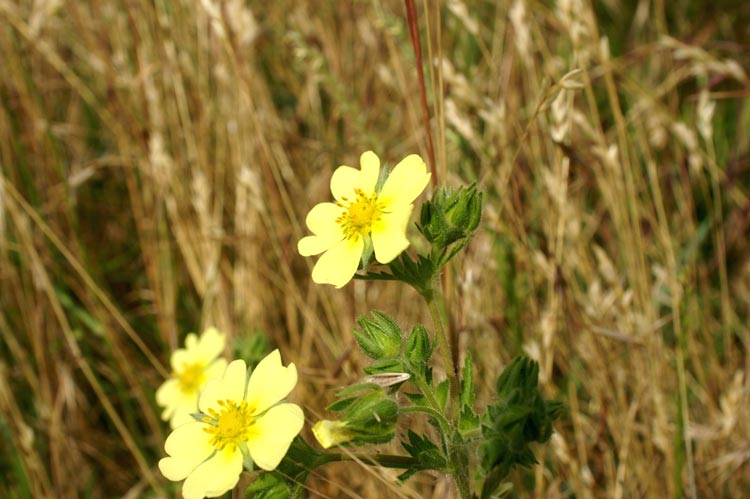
[[479, 355, 563, 487], [459, 406, 480, 434], [398, 430, 447, 481], [245, 473, 291, 499]]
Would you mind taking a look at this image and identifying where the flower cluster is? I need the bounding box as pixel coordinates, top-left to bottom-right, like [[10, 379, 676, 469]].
[[157, 330, 303, 499], [156, 150, 452, 499]]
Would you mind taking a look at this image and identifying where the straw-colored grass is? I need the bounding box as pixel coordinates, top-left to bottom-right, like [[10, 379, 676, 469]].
[[1, 0, 748, 497]]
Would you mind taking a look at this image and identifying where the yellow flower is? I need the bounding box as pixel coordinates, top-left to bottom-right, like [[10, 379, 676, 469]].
[[156, 327, 228, 429], [298, 151, 431, 288], [312, 419, 353, 449], [158, 351, 303, 499]]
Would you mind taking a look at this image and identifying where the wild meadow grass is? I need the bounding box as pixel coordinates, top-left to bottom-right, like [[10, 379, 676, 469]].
[[1, 0, 749, 497]]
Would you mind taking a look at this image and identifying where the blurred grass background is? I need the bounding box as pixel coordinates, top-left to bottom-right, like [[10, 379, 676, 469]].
[[1, 0, 749, 497]]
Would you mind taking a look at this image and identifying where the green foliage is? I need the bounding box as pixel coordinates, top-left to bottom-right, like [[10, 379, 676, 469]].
[[458, 353, 480, 434], [246, 437, 336, 499], [398, 430, 448, 481], [245, 473, 292, 499], [479, 356, 563, 499], [418, 183, 482, 266], [460, 353, 475, 407], [404, 324, 434, 377], [354, 311, 403, 360], [325, 388, 399, 446], [435, 379, 450, 412]]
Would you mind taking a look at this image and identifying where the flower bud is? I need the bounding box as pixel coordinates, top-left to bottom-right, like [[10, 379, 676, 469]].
[[315, 390, 399, 448], [312, 420, 354, 449], [404, 324, 433, 371], [418, 184, 482, 248], [354, 311, 403, 360]]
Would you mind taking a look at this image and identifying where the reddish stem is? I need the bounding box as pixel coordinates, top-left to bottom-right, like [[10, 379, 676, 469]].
[[404, 0, 438, 188]]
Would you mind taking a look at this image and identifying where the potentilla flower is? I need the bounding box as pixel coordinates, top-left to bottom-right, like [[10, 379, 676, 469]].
[[298, 151, 431, 288], [159, 351, 304, 499], [156, 327, 228, 429]]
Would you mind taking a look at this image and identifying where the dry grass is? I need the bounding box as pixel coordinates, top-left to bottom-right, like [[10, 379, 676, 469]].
[[1, 0, 749, 497]]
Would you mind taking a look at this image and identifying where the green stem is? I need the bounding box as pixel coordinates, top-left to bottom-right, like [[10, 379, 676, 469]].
[[401, 404, 451, 433], [426, 282, 460, 423], [424, 280, 471, 499], [326, 452, 419, 469]]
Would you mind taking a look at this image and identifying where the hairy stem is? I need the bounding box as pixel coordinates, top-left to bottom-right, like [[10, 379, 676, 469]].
[[426, 283, 460, 423]]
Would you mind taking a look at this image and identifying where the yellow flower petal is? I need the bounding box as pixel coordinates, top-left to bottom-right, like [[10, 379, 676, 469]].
[[330, 151, 380, 202], [359, 150, 381, 186], [371, 205, 412, 264], [247, 403, 305, 470], [181, 447, 242, 499], [194, 327, 225, 364], [311, 236, 363, 288], [156, 378, 200, 427], [170, 338, 199, 373], [203, 358, 228, 382], [156, 378, 180, 415], [298, 203, 344, 256], [377, 154, 430, 206], [159, 422, 214, 481], [245, 349, 297, 413], [198, 360, 245, 414]]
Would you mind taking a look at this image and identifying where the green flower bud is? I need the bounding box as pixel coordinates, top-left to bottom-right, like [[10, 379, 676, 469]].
[[354, 311, 403, 360], [418, 184, 482, 249], [318, 390, 399, 447], [404, 324, 433, 371]]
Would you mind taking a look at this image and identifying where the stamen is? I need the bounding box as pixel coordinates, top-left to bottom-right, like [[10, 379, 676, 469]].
[[202, 399, 256, 451], [336, 189, 383, 240]]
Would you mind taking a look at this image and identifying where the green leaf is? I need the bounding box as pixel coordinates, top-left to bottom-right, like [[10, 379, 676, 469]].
[[460, 352, 475, 407], [245, 473, 291, 499], [435, 379, 449, 412], [398, 430, 447, 481], [246, 436, 335, 499], [459, 406, 480, 434], [478, 356, 563, 487], [385, 252, 436, 296], [363, 358, 403, 375]]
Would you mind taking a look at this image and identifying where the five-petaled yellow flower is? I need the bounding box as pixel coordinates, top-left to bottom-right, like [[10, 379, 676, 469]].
[[156, 327, 228, 429], [298, 151, 430, 287], [159, 351, 304, 499]]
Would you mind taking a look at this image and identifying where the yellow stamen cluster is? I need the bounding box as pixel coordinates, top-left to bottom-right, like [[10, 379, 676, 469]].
[[336, 188, 384, 240], [203, 399, 255, 451], [176, 362, 206, 394]]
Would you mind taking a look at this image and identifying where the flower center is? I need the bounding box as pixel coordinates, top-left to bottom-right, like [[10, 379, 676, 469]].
[[203, 400, 255, 451], [336, 188, 383, 240], [176, 362, 205, 393]]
